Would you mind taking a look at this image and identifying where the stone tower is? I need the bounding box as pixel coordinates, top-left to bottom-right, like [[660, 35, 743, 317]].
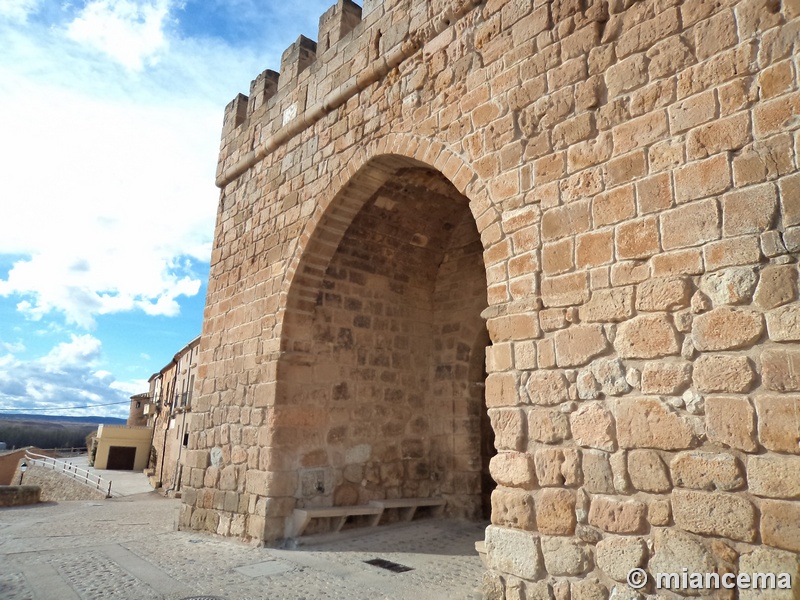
[[182, 0, 800, 596]]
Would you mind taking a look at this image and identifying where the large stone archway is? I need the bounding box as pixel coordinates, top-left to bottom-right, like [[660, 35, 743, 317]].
[[273, 155, 493, 534]]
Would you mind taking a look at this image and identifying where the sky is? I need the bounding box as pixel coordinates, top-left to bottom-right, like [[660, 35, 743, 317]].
[[0, 0, 335, 419]]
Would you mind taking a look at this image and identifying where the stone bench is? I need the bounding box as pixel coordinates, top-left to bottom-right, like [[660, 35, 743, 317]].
[[290, 505, 383, 537], [368, 497, 446, 521], [289, 497, 446, 537]]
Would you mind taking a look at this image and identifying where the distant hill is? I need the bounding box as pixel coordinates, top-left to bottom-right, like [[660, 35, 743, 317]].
[[0, 414, 129, 450], [0, 413, 127, 426]]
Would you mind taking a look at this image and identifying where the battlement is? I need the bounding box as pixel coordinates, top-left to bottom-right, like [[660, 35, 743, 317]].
[[216, 0, 486, 188]]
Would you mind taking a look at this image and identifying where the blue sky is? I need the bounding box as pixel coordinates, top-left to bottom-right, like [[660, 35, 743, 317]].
[[0, 0, 335, 418]]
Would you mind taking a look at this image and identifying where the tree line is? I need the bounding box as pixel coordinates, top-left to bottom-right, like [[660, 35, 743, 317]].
[[0, 424, 95, 450]]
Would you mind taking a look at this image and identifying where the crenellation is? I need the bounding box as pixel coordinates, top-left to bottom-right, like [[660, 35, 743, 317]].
[[221, 93, 248, 139], [318, 0, 362, 55], [279, 35, 318, 91], [248, 69, 279, 117]]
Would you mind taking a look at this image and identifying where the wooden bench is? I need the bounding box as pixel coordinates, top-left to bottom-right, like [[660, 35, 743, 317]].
[[368, 497, 446, 522], [290, 505, 383, 537]]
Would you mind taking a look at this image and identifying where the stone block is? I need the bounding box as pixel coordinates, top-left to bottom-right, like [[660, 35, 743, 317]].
[[754, 265, 798, 310], [588, 496, 646, 534], [571, 579, 609, 600], [766, 303, 800, 342], [627, 449, 671, 493], [542, 238, 574, 276], [703, 235, 762, 270], [636, 277, 691, 312], [692, 307, 764, 351], [649, 529, 716, 584], [541, 536, 591, 576], [668, 89, 716, 133], [761, 500, 800, 552], [661, 199, 721, 258], [485, 525, 544, 580], [648, 498, 672, 526], [536, 488, 576, 535], [591, 358, 631, 397], [595, 536, 647, 582], [528, 409, 571, 444], [615, 397, 697, 450], [673, 156, 730, 205], [779, 172, 800, 227], [490, 452, 537, 490], [652, 248, 705, 277], [672, 489, 756, 542], [609, 451, 629, 494], [754, 395, 800, 454], [670, 451, 744, 491], [570, 402, 616, 451], [705, 396, 758, 452], [615, 216, 660, 260], [748, 455, 800, 499], [489, 408, 527, 452], [554, 325, 609, 367], [721, 183, 778, 237], [541, 272, 590, 308], [641, 361, 692, 395], [576, 229, 614, 269], [581, 449, 614, 494], [614, 314, 679, 359], [752, 91, 800, 139], [526, 370, 569, 406], [763, 347, 800, 391], [491, 489, 537, 530], [699, 267, 758, 306], [521, 581, 554, 600], [576, 369, 600, 400], [535, 447, 581, 487], [579, 287, 634, 323], [687, 111, 751, 160], [541, 203, 591, 241], [611, 260, 651, 286], [612, 109, 669, 155], [693, 354, 755, 393], [593, 184, 636, 227], [739, 547, 800, 600], [486, 372, 521, 407], [185, 450, 211, 469]]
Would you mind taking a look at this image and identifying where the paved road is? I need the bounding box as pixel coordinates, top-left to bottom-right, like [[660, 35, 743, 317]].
[[0, 493, 486, 599], [62, 455, 156, 497]]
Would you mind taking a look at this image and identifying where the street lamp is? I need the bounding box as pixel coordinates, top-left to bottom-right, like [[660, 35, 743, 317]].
[[19, 461, 27, 485]]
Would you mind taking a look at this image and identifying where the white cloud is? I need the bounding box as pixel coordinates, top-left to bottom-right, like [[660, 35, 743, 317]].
[[66, 0, 176, 71], [40, 334, 102, 372], [0, 0, 40, 22], [0, 340, 26, 354], [0, 68, 217, 328], [0, 337, 132, 418], [110, 378, 149, 396]]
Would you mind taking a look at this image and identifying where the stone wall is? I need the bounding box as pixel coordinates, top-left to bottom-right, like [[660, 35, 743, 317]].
[[0, 485, 41, 507], [184, 0, 800, 596], [14, 466, 107, 502]]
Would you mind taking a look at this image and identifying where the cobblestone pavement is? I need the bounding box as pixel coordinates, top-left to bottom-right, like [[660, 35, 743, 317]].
[[0, 493, 486, 599]]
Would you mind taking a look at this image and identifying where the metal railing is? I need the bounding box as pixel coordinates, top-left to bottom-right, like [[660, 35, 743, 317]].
[[24, 450, 113, 498]]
